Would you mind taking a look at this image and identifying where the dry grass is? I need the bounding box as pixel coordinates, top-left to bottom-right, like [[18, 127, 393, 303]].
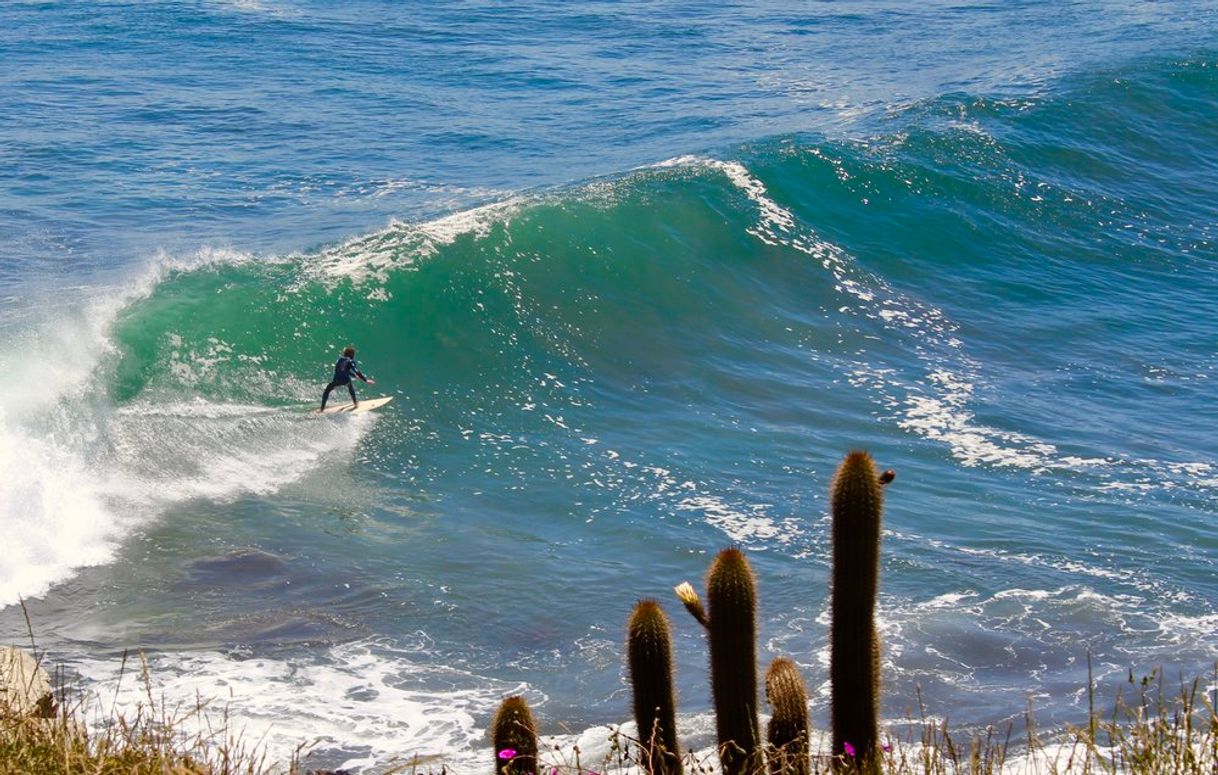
[[1, 600, 293, 775], [0, 648, 286, 775]]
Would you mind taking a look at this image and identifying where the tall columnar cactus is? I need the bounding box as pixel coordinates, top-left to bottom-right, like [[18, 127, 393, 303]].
[[765, 657, 810, 775], [681, 547, 760, 775], [830, 451, 885, 765], [492, 695, 538, 775], [628, 599, 683, 775]]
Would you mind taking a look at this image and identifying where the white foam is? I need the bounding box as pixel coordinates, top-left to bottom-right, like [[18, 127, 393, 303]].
[[213, 0, 298, 18], [920, 592, 980, 609], [0, 424, 123, 603], [676, 495, 800, 547], [0, 247, 369, 608], [305, 199, 524, 287], [654, 156, 796, 234], [95, 399, 365, 505], [69, 640, 523, 773]]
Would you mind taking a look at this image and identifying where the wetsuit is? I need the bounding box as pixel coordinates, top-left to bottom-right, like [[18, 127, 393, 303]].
[[320, 355, 368, 410]]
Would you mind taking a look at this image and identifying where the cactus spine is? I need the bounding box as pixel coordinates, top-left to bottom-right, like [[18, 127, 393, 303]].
[[706, 548, 761, 775], [628, 599, 683, 775], [765, 658, 810, 775], [829, 451, 884, 765], [492, 695, 538, 775]]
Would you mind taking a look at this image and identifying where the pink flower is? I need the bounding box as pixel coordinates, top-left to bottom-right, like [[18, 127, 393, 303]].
[[499, 749, 518, 760], [843, 741, 856, 757]]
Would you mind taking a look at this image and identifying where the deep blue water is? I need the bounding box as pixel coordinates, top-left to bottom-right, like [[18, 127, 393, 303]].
[[2, 2, 1217, 772]]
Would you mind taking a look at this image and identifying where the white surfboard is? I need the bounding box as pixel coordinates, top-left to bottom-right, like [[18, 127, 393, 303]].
[[314, 395, 394, 415]]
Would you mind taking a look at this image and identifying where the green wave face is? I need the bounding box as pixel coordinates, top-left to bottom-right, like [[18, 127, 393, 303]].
[[110, 162, 846, 421]]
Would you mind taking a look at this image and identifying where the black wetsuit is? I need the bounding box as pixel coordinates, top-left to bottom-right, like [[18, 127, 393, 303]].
[[320, 355, 367, 410]]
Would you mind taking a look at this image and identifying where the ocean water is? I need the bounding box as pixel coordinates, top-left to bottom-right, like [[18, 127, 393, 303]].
[[2, 1, 1218, 772]]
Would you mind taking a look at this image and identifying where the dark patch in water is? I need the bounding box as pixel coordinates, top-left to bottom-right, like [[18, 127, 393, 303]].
[[174, 548, 288, 590]]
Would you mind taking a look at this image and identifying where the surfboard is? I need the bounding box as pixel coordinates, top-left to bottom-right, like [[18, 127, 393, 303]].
[[314, 396, 394, 415]]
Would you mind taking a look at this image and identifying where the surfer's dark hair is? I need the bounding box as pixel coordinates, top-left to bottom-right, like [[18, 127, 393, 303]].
[[343, 346, 355, 357]]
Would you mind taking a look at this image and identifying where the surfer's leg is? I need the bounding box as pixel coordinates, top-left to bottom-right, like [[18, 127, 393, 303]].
[[320, 381, 337, 411], [347, 381, 358, 408]]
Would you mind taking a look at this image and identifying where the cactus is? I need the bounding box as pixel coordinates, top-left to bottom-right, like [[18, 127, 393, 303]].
[[706, 547, 762, 775], [829, 451, 885, 765], [765, 657, 810, 775], [674, 550, 762, 775], [492, 695, 538, 775], [628, 599, 683, 775]]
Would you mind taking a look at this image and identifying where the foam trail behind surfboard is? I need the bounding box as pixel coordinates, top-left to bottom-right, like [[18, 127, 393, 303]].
[[316, 395, 394, 415]]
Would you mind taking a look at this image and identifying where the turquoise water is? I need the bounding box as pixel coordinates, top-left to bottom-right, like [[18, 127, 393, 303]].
[[2, 2, 1217, 772]]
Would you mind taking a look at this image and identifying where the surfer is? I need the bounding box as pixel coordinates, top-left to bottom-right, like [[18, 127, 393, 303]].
[[320, 346, 376, 412]]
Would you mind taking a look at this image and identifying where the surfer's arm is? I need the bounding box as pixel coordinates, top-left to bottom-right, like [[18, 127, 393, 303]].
[[355, 367, 374, 384]]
